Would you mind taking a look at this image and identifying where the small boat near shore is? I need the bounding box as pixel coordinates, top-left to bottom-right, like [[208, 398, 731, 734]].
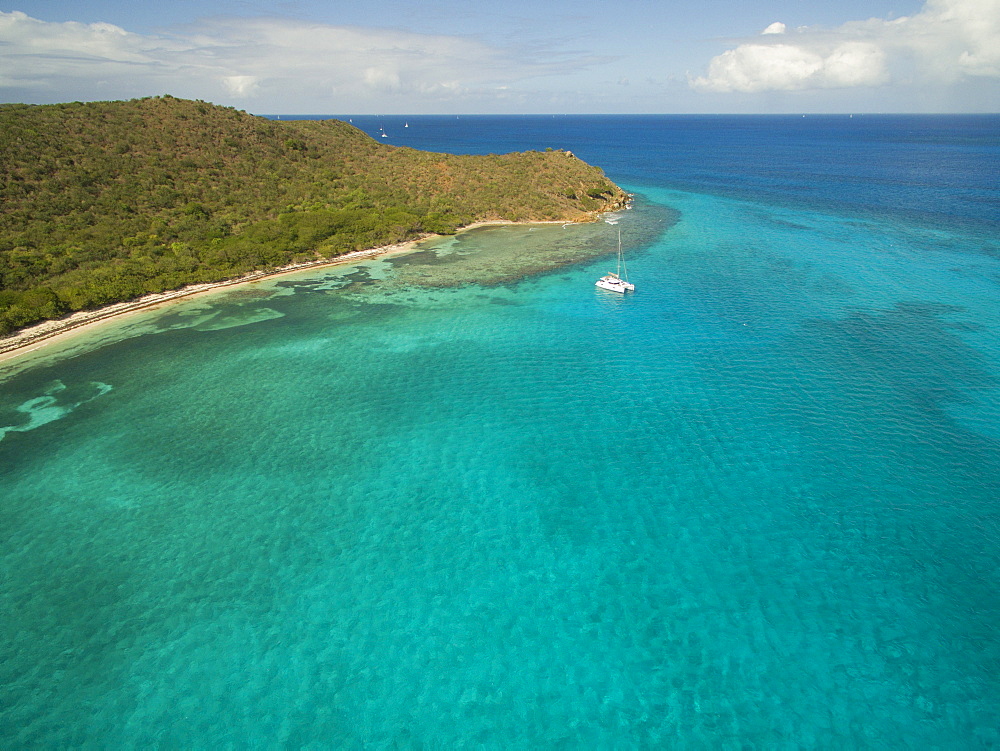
[[596, 229, 634, 293]]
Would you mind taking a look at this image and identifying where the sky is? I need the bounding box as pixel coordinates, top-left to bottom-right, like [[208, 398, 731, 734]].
[[1, 0, 998, 113]]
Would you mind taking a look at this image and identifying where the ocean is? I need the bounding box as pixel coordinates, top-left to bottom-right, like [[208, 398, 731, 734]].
[[1, 115, 999, 748]]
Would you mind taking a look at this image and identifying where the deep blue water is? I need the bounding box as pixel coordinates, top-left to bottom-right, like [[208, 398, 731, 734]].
[[2, 115, 999, 748], [335, 114, 1000, 230]]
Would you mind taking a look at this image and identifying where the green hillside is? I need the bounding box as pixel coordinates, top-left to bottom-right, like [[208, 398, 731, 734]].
[[0, 96, 627, 335]]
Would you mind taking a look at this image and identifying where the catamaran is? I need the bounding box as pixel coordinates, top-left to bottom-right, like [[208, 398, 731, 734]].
[[595, 229, 635, 293]]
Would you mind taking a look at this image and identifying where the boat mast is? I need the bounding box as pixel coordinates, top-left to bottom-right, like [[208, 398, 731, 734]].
[[616, 229, 621, 276], [618, 229, 629, 283]]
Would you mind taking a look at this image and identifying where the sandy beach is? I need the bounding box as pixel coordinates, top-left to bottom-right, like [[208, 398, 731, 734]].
[[0, 218, 589, 367], [0, 238, 427, 365]]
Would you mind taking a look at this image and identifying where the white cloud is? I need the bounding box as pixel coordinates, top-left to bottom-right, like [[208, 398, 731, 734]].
[[0, 11, 172, 90], [0, 11, 606, 110], [363, 67, 402, 92], [223, 75, 260, 97], [692, 0, 1000, 93], [697, 44, 822, 93], [823, 42, 887, 87]]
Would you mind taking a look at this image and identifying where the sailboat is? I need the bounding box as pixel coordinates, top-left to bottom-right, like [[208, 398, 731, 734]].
[[595, 229, 635, 293]]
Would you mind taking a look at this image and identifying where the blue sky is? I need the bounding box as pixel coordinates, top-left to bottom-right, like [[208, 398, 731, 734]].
[[2, 0, 997, 113]]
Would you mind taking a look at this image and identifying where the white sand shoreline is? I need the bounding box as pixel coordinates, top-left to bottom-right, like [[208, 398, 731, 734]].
[[0, 238, 425, 365], [0, 219, 577, 366]]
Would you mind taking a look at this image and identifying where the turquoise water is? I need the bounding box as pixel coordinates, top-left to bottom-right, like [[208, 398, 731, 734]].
[[2, 117, 1000, 747]]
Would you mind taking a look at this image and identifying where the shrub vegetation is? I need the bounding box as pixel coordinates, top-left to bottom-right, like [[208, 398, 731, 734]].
[[0, 96, 627, 334]]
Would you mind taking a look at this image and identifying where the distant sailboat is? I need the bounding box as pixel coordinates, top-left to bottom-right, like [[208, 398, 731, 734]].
[[595, 230, 634, 293]]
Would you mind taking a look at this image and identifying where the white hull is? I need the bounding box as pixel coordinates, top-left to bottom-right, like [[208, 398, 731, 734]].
[[595, 229, 634, 293], [596, 275, 634, 293]]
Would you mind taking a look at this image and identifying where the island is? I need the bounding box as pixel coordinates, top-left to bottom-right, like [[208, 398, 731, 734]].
[[0, 96, 629, 349]]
